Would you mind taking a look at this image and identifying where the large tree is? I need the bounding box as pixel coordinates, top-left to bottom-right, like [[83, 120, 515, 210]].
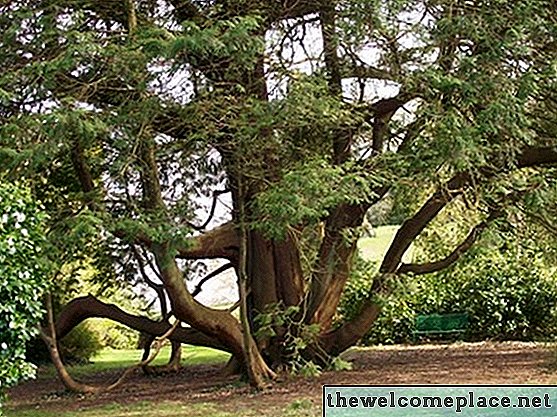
[[1, 0, 556, 387]]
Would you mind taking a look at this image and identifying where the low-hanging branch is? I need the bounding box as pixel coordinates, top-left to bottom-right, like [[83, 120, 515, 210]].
[[55, 295, 230, 352], [40, 293, 181, 394], [176, 221, 240, 261]]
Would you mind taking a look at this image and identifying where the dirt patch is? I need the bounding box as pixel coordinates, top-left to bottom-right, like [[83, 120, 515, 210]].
[[7, 342, 557, 414]]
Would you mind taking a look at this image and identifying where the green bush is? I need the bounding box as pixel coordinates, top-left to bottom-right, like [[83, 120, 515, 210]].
[[88, 320, 139, 350], [339, 239, 557, 345], [0, 182, 51, 410], [59, 324, 103, 364], [27, 323, 102, 365]]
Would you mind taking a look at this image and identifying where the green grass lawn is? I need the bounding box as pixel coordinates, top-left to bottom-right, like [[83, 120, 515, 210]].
[[37, 345, 230, 379], [357, 225, 412, 263], [92, 345, 230, 369], [7, 400, 318, 417]]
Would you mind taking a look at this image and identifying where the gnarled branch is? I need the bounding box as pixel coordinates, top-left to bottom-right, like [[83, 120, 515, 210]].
[[55, 295, 230, 352]]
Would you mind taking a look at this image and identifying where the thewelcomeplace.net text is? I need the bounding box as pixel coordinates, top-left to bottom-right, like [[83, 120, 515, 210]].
[[323, 386, 557, 416], [326, 390, 551, 413]]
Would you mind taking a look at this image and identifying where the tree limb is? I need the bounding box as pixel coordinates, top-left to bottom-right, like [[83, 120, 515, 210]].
[[176, 221, 239, 261], [187, 189, 230, 231], [381, 145, 557, 274], [396, 216, 495, 275], [320, 146, 557, 357], [192, 262, 234, 297], [41, 293, 183, 394], [55, 295, 230, 352]]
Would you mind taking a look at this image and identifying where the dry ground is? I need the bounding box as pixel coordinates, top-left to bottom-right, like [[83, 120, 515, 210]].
[[7, 342, 557, 415]]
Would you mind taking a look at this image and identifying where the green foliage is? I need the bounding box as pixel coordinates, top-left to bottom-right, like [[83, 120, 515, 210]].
[[340, 229, 557, 345], [169, 16, 265, 73], [0, 182, 50, 412], [329, 357, 353, 372], [253, 159, 382, 239], [89, 322, 139, 351], [57, 324, 103, 365], [254, 304, 322, 375]]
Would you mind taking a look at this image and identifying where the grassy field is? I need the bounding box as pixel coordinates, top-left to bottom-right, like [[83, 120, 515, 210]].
[[357, 225, 412, 263], [81, 346, 227, 376], [7, 400, 317, 417], [37, 345, 230, 379]]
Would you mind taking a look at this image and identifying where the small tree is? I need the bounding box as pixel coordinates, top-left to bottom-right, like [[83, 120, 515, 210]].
[[0, 182, 50, 413]]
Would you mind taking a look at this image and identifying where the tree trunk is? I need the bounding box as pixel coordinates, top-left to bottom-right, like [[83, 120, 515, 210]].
[[152, 243, 275, 386], [306, 204, 367, 331], [245, 228, 304, 365]]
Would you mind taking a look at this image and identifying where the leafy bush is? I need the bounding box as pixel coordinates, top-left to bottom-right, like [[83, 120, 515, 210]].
[[58, 324, 103, 364], [88, 320, 139, 350], [27, 323, 102, 365], [339, 235, 557, 345], [0, 182, 51, 410]]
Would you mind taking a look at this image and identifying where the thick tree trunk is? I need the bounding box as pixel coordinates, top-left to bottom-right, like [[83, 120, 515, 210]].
[[306, 204, 367, 331], [152, 243, 275, 386], [248, 230, 304, 313], [246, 229, 304, 365]]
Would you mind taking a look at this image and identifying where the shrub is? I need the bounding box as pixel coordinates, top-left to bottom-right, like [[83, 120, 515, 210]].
[[0, 182, 51, 410], [58, 324, 103, 364], [88, 320, 139, 350], [339, 238, 557, 345], [27, 323, 103, 365]]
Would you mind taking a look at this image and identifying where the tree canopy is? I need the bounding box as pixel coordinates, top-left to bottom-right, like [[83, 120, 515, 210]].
[[1, 0, 556, 387]]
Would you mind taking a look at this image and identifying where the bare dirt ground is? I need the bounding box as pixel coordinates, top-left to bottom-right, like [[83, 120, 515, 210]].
[[8, 342, 557, 414]]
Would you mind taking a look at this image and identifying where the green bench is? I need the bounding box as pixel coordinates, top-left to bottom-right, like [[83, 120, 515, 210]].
[[413, 313, 469, 342]]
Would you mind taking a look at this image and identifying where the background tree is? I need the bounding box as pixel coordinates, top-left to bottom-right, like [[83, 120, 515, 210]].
[[1, 0, 556, 387]]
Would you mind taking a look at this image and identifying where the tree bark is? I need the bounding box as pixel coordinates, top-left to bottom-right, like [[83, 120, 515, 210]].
[[306, 204, 367, 330]]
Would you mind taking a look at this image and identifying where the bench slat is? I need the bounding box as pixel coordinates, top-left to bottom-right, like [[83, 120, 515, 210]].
[[413, 313, 468, 338]]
